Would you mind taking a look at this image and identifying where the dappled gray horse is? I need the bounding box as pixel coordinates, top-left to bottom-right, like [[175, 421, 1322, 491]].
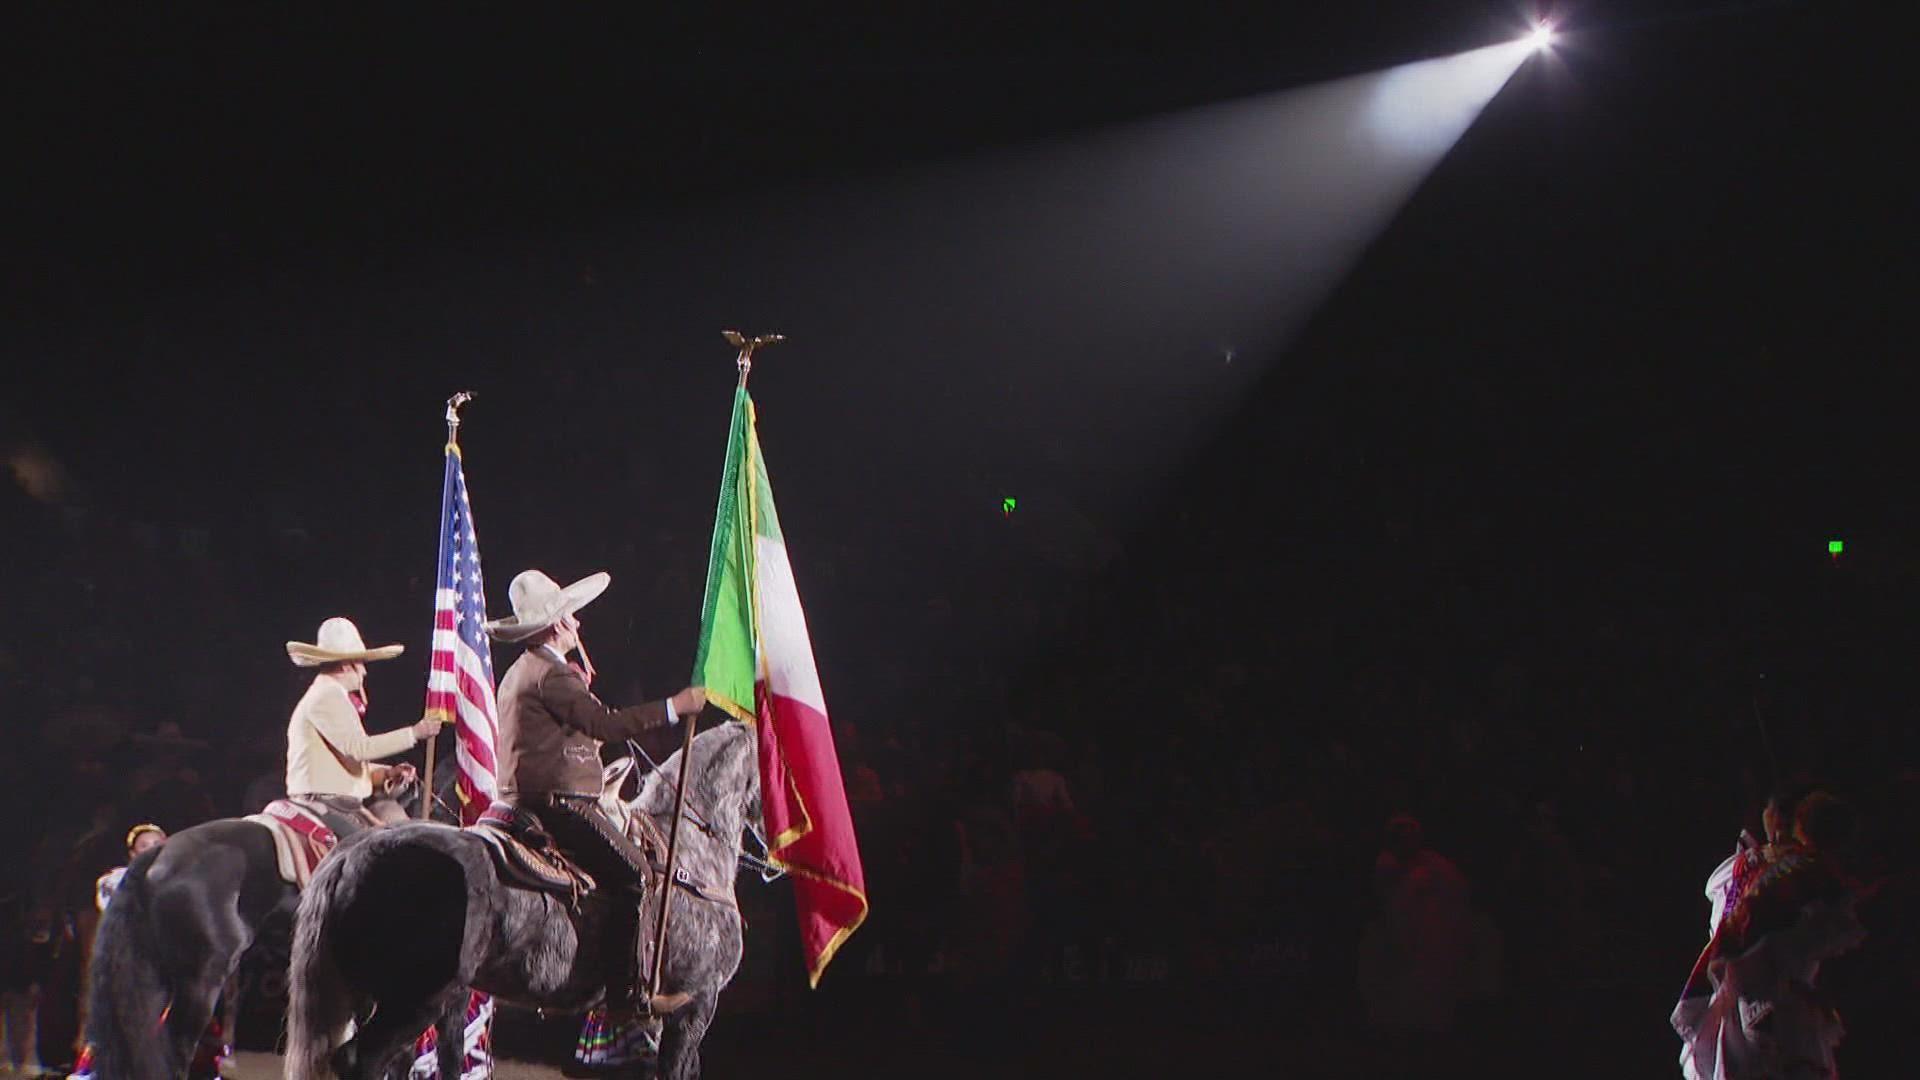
[[286, 721, 760, 1080]]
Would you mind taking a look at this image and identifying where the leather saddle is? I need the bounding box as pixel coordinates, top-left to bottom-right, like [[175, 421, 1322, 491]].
[[467, 802, 725, 910], [470, 802, 599, 898]]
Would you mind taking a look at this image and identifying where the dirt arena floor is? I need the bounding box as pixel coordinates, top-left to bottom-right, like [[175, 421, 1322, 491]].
[[225, 1052, 565, 1080], [187, 973, 1689, 1080]]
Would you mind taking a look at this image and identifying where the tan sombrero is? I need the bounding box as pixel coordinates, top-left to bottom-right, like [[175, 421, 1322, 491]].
[[483, 569, 610, 642], [286, 617, 405, 667]]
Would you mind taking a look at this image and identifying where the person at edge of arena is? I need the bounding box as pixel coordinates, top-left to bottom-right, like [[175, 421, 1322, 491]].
[[1674, 784, 1870, 1080], [92, 825, 167, 913], [482, 568, 706, 1030], [284, 617, 443, 838], [78, 827, 218, 1080]]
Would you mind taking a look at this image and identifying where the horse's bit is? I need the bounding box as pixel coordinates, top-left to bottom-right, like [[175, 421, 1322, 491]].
[[626, 738, 785, 883]]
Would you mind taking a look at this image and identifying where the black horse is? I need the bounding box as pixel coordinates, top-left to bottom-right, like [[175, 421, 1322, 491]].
[[84, 780, 425, 1080], [286, 722, 761, 1080]]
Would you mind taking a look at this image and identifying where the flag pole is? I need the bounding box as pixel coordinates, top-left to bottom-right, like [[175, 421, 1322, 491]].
[[649, 331, 781, 1007], [422, 390, 474, 820]]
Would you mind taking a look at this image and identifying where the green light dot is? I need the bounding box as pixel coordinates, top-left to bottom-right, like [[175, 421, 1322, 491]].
[[1828, 540, 1844, 555], [1002, 497, 1017, 513]]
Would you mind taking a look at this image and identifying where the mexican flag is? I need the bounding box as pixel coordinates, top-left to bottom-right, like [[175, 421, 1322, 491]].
[[694, 384, 867, 987]]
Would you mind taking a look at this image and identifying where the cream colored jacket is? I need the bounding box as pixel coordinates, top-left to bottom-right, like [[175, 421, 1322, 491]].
[[284, 675, 418, 800]]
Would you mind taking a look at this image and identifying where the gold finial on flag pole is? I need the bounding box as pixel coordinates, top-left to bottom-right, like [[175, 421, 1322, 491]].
[[445, 391, 475, 447], [723, 330, 784, 387]]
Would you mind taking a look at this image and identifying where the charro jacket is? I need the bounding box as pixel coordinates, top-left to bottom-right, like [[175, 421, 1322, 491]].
[[495, 646, 672, 800], [284, 676, 418, 800]]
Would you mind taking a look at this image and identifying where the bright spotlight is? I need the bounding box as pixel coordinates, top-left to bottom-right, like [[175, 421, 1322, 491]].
[[1525, 23, 1556, 51]]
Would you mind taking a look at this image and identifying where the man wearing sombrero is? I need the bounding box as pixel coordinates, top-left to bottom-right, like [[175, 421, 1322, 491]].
[[485, 569, 705, 1021], [284, 617, 442, 832]]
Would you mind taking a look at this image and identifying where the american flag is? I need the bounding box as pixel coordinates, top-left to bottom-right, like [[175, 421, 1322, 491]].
[[426, 444, 499, 824], [416, 441, 497, 1080]]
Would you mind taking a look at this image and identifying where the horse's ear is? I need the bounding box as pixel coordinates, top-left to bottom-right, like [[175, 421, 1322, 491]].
[[383, 775, 422, 813], [602, 756, 636, 798]]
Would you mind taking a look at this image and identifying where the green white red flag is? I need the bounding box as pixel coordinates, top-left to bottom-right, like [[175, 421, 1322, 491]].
[[694, 384, 867, 987]]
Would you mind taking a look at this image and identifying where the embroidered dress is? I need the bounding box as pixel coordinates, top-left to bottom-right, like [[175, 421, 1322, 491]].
[[1673, 848, 1865, 1079]]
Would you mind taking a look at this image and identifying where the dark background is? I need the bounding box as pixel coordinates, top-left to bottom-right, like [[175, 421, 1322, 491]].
[[3, 1, 1916, 1076]]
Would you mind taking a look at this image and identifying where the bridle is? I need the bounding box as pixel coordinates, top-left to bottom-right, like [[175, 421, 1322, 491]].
[[626, 738, 784, 883], [423, 735, 782, 881]]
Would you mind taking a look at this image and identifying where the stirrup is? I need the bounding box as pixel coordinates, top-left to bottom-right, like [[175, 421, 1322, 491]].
[[648, 991, 693, 1015]]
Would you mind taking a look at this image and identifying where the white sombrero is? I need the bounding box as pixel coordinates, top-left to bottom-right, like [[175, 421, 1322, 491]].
[[286, 617, 405, 667], [482, 569, 610, 643]]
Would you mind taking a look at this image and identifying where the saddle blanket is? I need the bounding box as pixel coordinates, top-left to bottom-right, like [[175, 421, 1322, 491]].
[[244, 799, 340, 889]]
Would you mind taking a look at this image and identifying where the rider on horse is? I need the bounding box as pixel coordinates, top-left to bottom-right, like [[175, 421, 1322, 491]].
[[482, 569, 705, 1023], [284, 617, 443, 836]]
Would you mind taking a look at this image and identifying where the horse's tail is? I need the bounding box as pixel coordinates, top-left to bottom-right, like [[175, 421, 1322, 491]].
[[286, 851, 359, 1080], [85, 853, 171, 1080], [288, 826, 491, 1079]]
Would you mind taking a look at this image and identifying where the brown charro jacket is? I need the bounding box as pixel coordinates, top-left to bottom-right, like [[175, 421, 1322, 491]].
[[494, 645, 673, 800]]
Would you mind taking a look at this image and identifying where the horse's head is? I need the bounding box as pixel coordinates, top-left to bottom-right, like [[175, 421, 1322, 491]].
[[369, 769, 428, 822], [598, 755, 639, 834], [630, 721, 761, 844]]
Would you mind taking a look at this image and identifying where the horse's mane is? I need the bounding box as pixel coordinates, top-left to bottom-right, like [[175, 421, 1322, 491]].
[[632, 721, 756, 819]]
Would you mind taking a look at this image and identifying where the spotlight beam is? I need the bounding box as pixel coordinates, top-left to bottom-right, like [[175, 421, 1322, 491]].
[[638, 36, 1550, 528]]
